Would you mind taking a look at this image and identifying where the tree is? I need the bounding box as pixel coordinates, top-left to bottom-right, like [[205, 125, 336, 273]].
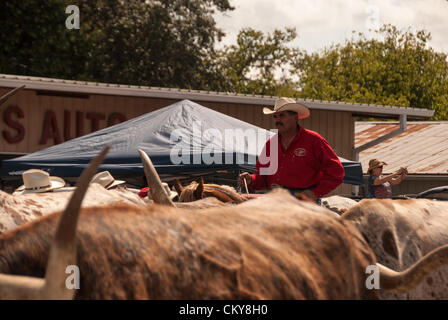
[[80, 0, 233, 88], [0, 0, 234, 89], [0, 0, 89, 79], [293, 25, 448, 120], [212, 27, 299, 96]]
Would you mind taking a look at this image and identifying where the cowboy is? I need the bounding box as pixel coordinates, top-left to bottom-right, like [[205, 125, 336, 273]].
[[238, 97, 344, 201], [14, 169, 66, 195], [91, 171, 126, 190], [367, 159, 407, 199]]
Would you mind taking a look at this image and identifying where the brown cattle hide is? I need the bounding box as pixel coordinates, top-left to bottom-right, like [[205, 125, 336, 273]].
[[177, 181, 245, 203], [342, 198, 448, 299], [0, 189, 376, 300]]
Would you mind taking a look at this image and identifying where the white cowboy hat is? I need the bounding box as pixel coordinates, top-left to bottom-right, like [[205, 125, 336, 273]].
[[91, 171, 126, 189], [14, 169, 66, 195], [263, 97, 310, 119]]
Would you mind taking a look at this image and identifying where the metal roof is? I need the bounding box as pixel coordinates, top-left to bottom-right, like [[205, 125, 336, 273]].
[[355, 121, 448, 174], [0, 74, 434, 119]]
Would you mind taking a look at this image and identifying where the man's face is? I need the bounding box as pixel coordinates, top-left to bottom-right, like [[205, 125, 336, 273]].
[[273, 111, 298, 133]]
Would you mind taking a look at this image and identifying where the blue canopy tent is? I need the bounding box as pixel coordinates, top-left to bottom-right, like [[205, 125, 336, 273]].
[[0, 100, 364, 186]]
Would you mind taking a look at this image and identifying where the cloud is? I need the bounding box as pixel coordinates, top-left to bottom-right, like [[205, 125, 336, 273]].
[[215, 0, 448, 53]]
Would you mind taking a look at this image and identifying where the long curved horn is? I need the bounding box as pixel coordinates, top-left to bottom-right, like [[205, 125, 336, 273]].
[[0, 85, 25, 106], [138, 149, 174, 206], [378, 244, 448, 293], [0, 145, 110, 299]]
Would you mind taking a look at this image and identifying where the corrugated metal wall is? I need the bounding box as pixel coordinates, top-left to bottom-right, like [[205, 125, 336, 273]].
[[0, 88, 354, 195]]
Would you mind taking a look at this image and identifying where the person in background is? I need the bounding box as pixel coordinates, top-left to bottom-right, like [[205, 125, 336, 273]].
[[367, 159, 407, 199]]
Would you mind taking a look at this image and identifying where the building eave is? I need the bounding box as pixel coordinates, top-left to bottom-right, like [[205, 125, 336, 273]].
[[0, 74, 434, 119]]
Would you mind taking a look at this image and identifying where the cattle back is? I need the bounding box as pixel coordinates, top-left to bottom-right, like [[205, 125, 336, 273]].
[[342, 199, 448, 299]]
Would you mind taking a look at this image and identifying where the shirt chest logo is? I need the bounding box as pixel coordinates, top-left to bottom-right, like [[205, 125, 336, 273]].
[[294, 148, 307, 157]]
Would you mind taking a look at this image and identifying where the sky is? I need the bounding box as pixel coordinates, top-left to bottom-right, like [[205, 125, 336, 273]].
[[214, 0, 448, 54]]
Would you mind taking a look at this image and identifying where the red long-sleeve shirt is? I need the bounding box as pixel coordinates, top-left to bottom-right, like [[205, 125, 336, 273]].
[[250, 126, 344, 198]]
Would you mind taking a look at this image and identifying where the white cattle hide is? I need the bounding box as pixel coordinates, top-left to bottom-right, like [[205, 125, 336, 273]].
[[342, 198, 448, 299], [0, 184, 146, 234]]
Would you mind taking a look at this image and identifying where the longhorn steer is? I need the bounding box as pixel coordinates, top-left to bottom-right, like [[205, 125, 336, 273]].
[[3, 149, 448, 299], [342, 198, 448, 299], [0, 145, 109, 299], [0, 188, 374, 299], [3, 183, 448, 298]]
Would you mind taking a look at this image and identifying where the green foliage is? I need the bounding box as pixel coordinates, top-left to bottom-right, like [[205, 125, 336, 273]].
[[0, 0, 89, 78], [293, 25, 448, 120], [1, 3, 447, 120], [0, 0, 233, 88], [211, 24, 448, 120], [212, 28, 299, 96], [78, 0, 233, 88]]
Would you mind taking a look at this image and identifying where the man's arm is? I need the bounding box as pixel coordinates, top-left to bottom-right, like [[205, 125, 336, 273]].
[[249, 159, 269, 190], [311, 138, 344, 198], [248, 139, 272, 190]]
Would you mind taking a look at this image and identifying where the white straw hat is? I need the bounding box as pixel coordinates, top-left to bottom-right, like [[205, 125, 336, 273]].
[[263, 97, 310, 119], [14, 169, 66, 195], [91, 171, 126, 189]]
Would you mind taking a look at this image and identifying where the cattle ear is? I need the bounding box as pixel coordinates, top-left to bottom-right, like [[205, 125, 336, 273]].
[[193, 178, 204, 199], [173, 178, 183, 195]]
